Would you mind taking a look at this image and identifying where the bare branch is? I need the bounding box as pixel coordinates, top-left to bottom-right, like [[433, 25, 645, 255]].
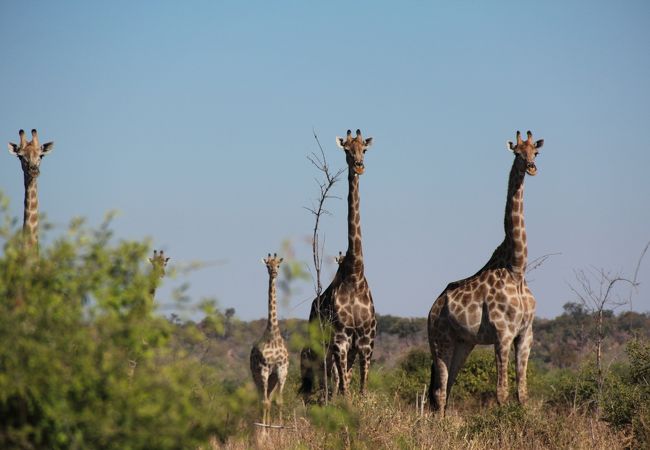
[[628, 240, 649, 309], [567, 241, 650, 412], [527, 252, 561, 274], [304, 129, 344, 403]]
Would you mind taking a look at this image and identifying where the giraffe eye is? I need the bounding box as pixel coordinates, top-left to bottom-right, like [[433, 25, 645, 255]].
[[534, 152, 539, 157]]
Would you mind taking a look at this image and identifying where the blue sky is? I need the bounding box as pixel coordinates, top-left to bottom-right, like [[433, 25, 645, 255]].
[[1, 1, 649, 320]]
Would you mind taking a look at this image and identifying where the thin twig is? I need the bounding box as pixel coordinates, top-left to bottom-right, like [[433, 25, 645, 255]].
[[253, 422, 297, 430], [527, 252, 561, 274]]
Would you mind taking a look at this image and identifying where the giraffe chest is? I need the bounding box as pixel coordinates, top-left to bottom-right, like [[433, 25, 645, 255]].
[[332, 280, 374, 328]]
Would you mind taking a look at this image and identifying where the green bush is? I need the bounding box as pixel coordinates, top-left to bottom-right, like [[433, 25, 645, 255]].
[[601, 340, 650, 447], [0, 200, 253, 449], [383, 348, 430, 403]]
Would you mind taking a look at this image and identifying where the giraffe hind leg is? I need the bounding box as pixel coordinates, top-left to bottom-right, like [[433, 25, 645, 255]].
[[445, 342, 474, 402], [514, 325, 533, 404]]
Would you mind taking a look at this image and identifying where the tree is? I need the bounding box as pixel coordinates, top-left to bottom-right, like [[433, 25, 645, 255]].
[[568, 241, 649, 411]]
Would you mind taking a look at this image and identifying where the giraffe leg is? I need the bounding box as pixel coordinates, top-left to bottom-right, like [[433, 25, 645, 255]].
[[430, 344, 453, 415], [358, 336, 373, 395], [328, 350, 339, 399], [346, 345, 357, 390], [260, 366, 271, 426], [494, 336, 514, 405], [514, 325, 533, 404], [333, 336, 350, 395], [445, 342, 474, 402], [275, 362, 289, 424]]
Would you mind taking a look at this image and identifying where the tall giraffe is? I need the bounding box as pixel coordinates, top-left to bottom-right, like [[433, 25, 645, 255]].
[[7, 129, 54, 251], [427, 130, 544, 414], [300, 129, 377, 398], [250, 253, 289, 426]]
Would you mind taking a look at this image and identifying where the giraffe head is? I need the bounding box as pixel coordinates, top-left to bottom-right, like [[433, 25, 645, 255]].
[[149, 249, 170, 277], [335, 129, 373, 175], [8, 129, 54, 178], [263, 253, 283, 278], [507, 130, 544, 176], [335, 251, 345, 265]]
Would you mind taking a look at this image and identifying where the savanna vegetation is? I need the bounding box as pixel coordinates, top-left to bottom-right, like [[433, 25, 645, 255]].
[[0, 190, 648, 449]]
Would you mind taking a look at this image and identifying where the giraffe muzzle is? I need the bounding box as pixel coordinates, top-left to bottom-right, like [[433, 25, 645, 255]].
[[28, 165, 40, 177], [353, 162, 365, 175], [526, 162, 537, 176]]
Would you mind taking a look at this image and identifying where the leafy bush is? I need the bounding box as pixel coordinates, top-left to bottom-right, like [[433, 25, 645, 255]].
[[601, 340, 650, 447], [0, 199, 253, 449]]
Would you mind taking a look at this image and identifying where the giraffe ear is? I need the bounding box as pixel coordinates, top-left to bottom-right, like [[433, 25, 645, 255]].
[[534, 139, 544, 149], [364, 137, 373, 148], [41, 142, 54, 155], [335, 137, 345, 149], [8, 142, 20, 155], [507, 141, 516, 152]]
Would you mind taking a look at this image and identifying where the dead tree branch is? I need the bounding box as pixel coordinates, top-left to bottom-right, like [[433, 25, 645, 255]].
[[567, 241, 649, 411], [304, 129, 344, 403]]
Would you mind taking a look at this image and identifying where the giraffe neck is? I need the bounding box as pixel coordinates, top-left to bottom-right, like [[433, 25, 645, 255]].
[[267, 274, 280, 335], [345, 168, 364, 279], [503, 158, 527, 276], [22, 172, 39, 251]]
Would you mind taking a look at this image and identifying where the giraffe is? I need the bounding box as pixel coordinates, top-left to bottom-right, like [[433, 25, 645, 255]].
[[300, 129, 377, 398], [127, 249, 170, 378], [427, 130, 544, 414], [7, 129, 54, 251], [335, 251, 345, 265], [250, 253, 289, 426], [148, 249, 170, 300]]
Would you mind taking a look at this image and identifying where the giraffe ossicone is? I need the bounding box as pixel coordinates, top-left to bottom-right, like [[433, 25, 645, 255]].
[[427, 130, 544, 415]]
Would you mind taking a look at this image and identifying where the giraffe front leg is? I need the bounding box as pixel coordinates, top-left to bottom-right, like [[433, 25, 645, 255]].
[[333, 337, 350, 395], [357, 336, 373, 395], [346, 346, 358, 390], [260, 366, 271, 426], [514, 325, 533, 404], [494, 336, 513, 405], [275, 362, 289, 424]]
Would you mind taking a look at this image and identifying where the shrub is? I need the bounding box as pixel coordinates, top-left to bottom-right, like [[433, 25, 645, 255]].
[[0, 201, 252, 449]]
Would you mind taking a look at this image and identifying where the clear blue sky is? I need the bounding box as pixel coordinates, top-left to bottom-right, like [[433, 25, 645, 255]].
[[1, 1, 649, 320]]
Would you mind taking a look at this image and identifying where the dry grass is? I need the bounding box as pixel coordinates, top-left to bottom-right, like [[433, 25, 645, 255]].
[[213, 393, 629, 450]]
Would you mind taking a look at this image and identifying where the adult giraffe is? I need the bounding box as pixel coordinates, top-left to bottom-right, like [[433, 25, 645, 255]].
[[300, 129, 377, 398], [7, 129, 54, 251], [428, 130, 544, 414]]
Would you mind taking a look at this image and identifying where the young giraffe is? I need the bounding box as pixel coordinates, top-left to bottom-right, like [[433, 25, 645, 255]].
[[250, 253, 289, 426], [335, 251, 345, 265], [427, 130, 544, 414], [7, 129, 54, 251], [300, 129, 377, 398], [128, 249, 170, 378], [148, 249, 170, 300]]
